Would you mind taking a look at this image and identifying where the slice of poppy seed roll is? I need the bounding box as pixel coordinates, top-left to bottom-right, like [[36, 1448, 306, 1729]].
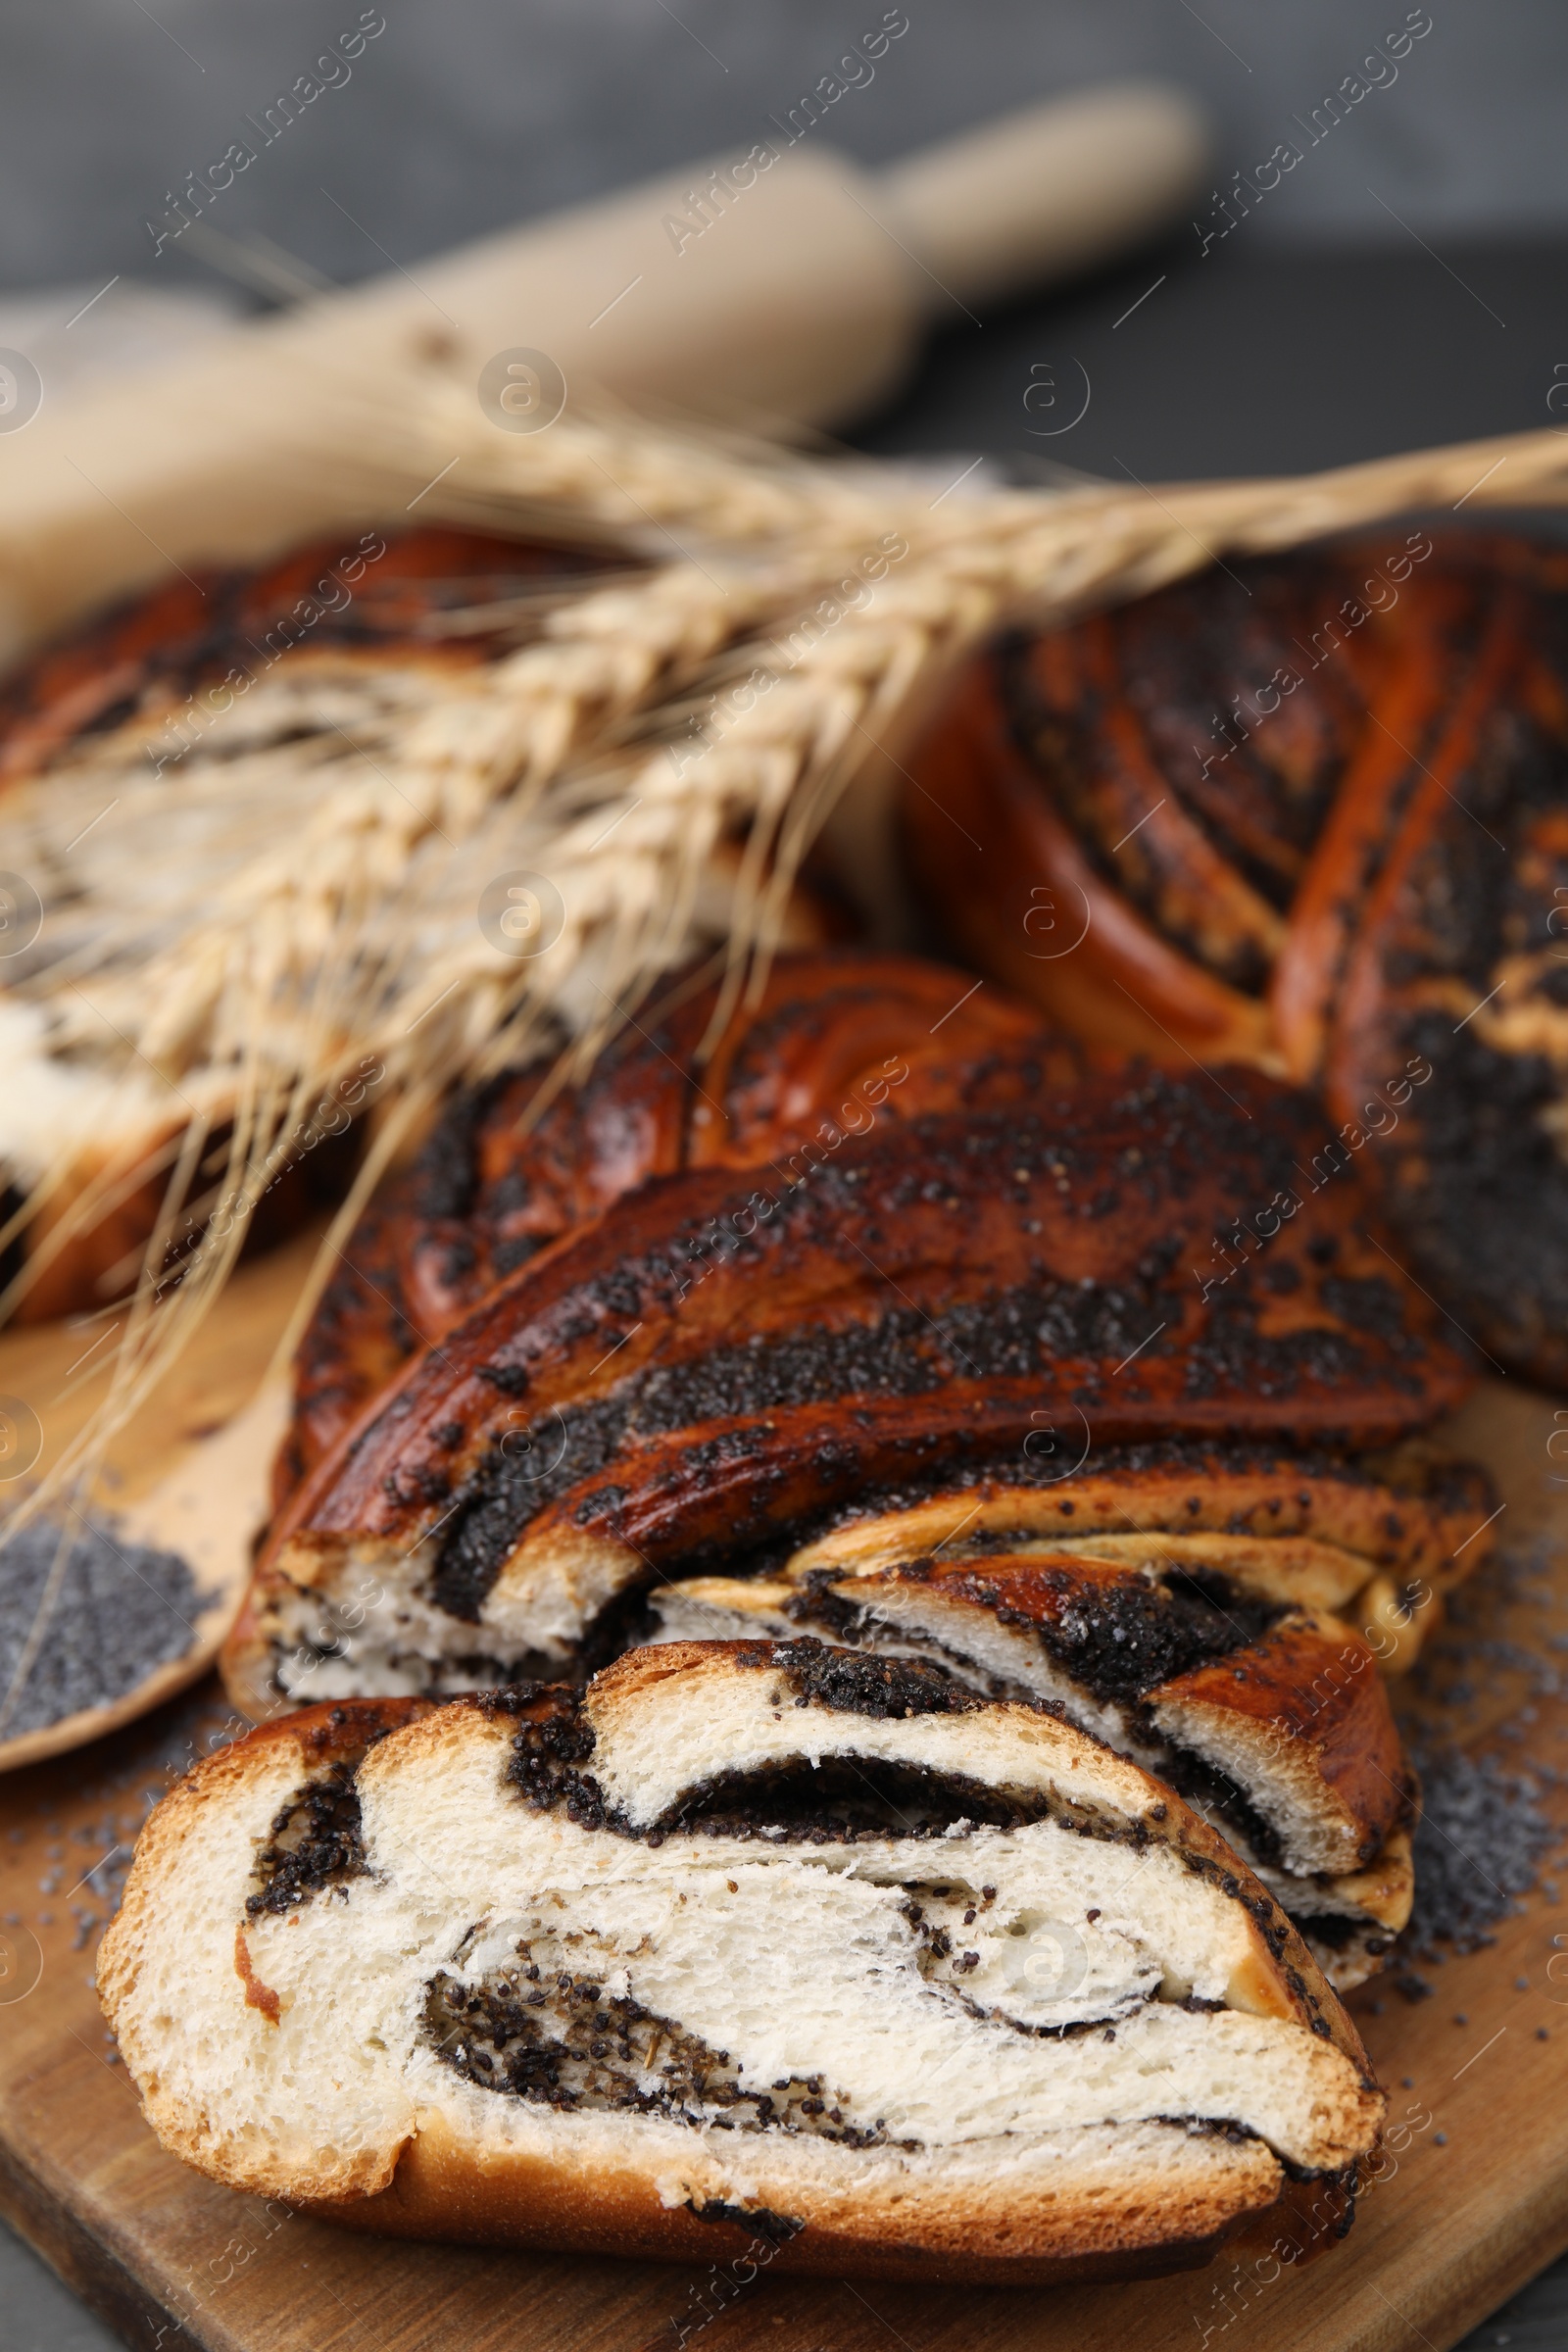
[[637, 1446, 1470, 1990], [99, 1646, 1384, 2284], [227, 1430, 1491, 1718], [646, 1562, 1412, 1990], [767, 1444, 1492, 1676]]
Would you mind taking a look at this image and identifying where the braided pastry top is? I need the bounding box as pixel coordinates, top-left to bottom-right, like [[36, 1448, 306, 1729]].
[[904, 532, 1568, 1384]]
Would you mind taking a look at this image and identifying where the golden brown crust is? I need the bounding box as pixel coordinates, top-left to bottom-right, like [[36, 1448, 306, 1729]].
[[318, 2108, 1268, 2282], [1326, 1826, 1414, 1936], [901, 532, 1568, 1385], [789, 1446, 1492, 1587], [220, 1590, 279, 1720], [1151, 1613, 1408, 1867]]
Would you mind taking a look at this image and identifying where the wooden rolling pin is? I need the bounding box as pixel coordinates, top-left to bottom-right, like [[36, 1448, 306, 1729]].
[[0, 83, 1206, 653]]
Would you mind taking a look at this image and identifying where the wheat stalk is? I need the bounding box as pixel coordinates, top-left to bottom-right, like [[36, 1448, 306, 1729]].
[[3, 391, 1568, 1588]]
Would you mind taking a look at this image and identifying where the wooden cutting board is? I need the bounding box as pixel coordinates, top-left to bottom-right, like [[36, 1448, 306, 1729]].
[[1, 1244, 1566, 2352]]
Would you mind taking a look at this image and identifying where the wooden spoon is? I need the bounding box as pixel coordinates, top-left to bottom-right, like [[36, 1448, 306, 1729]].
[[0, 1377, 287, 1773]]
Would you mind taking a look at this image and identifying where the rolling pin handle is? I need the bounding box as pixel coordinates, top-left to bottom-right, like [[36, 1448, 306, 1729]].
[[876, 84, 1211, 313]]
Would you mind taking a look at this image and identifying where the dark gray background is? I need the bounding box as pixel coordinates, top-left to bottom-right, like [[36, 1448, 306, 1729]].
[[4, 4, 1568, 2346], [1, 0, 1567, 292]]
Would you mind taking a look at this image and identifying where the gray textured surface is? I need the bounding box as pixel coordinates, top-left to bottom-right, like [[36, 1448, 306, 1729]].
[[0, 1, 1566, 298], [5, 2225, 123, 2352], [850, 240, 1565, 478]]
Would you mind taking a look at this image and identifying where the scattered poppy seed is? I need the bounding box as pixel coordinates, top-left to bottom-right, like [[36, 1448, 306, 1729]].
[[1397, 1747, 1562, 1960]]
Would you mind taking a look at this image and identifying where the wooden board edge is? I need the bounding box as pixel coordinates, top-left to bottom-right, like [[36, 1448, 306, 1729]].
[[0, 2132, 213, 2352], [1415, 2182, 1568, 2352], [0, 1373, 288, 1773]]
